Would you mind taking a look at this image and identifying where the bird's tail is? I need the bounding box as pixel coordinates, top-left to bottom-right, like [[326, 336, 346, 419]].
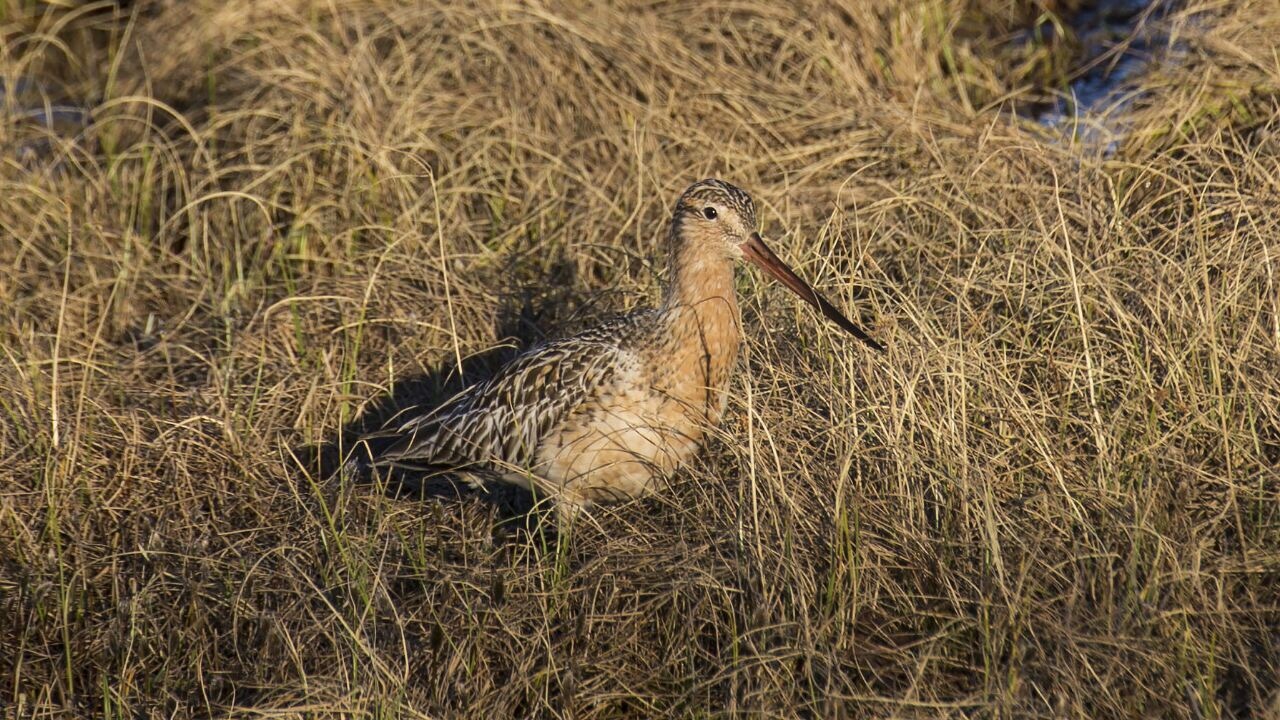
[[334, 432, 398, 482]]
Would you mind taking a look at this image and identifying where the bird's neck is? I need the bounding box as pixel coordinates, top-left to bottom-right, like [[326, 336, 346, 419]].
[[661, 235, 738, 317], [656, 227, 742, 418], [660, 221, 742, 327]]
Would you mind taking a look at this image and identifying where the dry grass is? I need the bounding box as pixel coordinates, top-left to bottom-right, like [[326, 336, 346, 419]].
[[2, 0, 1278, 717]]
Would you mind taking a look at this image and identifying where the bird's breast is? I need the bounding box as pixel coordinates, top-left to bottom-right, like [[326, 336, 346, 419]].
[[647, 295, 742, 428], [529, 293, 742, 502]]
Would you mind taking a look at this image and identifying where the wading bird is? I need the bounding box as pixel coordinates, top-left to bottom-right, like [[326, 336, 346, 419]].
[[352, 179, 884, 522]]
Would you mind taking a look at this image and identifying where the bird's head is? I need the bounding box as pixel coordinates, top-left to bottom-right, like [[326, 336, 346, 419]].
[[673, 178, 759, 259], [670, 178, 885, 353]]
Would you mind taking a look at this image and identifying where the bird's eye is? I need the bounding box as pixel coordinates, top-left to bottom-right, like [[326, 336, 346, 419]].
[[702, 206, 718, 220]]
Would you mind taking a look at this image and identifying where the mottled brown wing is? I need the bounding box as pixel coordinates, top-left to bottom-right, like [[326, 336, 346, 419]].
[[367, 332, 631, 472]]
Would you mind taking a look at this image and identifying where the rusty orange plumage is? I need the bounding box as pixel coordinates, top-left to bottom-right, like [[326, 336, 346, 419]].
[[355, 179, 884, 522]]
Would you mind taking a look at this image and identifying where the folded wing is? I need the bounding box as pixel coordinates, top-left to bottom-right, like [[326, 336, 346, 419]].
[[363, 331, 632, 473]]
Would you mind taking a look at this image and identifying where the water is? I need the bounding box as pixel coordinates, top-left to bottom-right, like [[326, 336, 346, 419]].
[[1, 78, 92, 163], [1031, 0, 1184, 153]]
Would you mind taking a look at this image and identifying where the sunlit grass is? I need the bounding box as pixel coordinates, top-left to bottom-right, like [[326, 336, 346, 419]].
[[1, 0, 1277, 717]]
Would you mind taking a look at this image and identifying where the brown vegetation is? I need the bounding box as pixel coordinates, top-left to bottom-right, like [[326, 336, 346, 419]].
[[1, 0, 1277, 716]]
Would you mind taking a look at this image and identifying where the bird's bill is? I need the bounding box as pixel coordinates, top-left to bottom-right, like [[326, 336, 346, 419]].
[[741, 232, 886, 352]]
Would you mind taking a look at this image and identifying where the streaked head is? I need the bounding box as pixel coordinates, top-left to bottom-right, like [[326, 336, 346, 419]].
[[674, 178, 759, 254], [672, 178, 885, 353]]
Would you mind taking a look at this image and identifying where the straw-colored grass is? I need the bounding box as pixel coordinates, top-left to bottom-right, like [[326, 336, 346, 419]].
[[2, 0, 1277, 717]]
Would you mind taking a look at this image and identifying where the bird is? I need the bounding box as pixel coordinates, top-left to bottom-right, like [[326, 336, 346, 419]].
[[350, 179, 884, 523]]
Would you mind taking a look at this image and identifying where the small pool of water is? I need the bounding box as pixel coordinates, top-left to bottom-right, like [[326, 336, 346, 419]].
[[1, 78, 93, 164], [1031, 0, 1185, 153]]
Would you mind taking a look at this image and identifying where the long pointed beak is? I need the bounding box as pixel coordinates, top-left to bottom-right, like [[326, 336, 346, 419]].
[[741, 232, 885, 353]]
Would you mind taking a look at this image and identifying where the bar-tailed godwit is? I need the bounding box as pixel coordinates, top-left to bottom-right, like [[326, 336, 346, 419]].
[[354, 179, 883, 522]]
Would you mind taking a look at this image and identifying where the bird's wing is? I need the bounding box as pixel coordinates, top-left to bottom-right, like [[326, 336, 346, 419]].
[[365, 327, 638, 472]]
